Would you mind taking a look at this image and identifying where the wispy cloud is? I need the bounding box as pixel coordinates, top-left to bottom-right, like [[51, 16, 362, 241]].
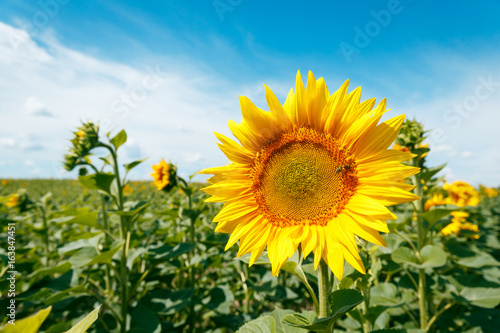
[[25, 97, 57, 117], [1, 16, 499, 186], [0, 20, 266, 180]]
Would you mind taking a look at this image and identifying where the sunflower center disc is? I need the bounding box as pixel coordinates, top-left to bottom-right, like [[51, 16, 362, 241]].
[[251, 129, 358, 227]]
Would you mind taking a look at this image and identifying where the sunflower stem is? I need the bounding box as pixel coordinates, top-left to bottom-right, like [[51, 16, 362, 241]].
[[103, 143, 129, 333], [412, 158, 428, 330], [100, 194, 112, 297], [318, 259, 330, 319]]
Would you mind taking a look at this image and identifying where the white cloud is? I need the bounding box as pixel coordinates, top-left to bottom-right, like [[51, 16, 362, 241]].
[[1, 20, 499, 186], [461, 151, 473, 158], [31, 167, 42, 175], [184, 152, 202, 163], [25, 97, 57, 117], [0, 20, 253, 180]]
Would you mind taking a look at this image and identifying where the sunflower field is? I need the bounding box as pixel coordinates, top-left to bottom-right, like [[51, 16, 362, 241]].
[[1, 73, 500, 333]]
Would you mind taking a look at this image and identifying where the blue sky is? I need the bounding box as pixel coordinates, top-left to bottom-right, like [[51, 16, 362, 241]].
[[1, 0, 500, 185]]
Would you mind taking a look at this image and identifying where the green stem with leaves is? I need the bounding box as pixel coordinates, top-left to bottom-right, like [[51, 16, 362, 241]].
[[103, 143, 129, 333]]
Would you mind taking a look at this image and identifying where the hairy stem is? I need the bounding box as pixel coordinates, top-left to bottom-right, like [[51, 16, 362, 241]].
[[318, 259, 330, 319]]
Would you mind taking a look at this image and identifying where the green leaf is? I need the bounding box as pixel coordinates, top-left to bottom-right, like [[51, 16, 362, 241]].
[[420, 208, 455, 228], [29, 262, 72, 281], [86, 242, 124, 266], [78, 173, 115, 195], [130, 303, 161, 333], [459, 287, 500, 308], [329, 289, 365, 318], [124, 158, 147, 172], [340, 267, 365, 289], [238, 251, 271, 265], [69, 247, 99, 268], [110, 129, 127, 150], [57, 234, 104, 255], [391, 247, 419, 267], [50, 212, 101, 229], [43, 285, 87, 305], [237, 316, 276, 333], [281, 312, 321, 331], [149, 288, 193, 315], [99, 154, 115, 167], [284, 289, 365, 332], [151, 243, 195, 260], [50, 207, 91, 218], [421, 163, 446, 183], [113, 201, 150, 217], [65, 305, 101, 333], [370, 283, 401, 307], [127, 247, 148, 269], [0, 306, 51, 333], [369, 329, 406, 333], [202, 285, 235, 314], [265, 307, 309, 333], [420, 245, 447, 268], [456, 252, 500, 268]]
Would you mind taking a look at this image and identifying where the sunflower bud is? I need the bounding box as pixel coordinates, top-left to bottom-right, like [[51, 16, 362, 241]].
[[70, 122, 100, 157], [394, 119, 429, 161], [395, 119, 425, 149], [64, 122, 100, 171]]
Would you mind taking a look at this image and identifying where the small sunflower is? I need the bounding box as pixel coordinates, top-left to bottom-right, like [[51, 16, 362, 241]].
[[5, 193, 19, 208], [443, 181, 479, 207], [151, 159, 177, 191], [424, 192, 447, 211], [479, 184, 499, 198], [440, 211, 479, 239], [200, 71, 420, 277]]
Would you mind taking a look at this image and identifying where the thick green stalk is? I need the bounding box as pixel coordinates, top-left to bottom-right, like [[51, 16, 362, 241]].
[[104, 144, 129, 333], [318, 260, 330, 319], [39, 206, 50, 254], [100, 194, 112, 296], [412, 159, 427, 330]]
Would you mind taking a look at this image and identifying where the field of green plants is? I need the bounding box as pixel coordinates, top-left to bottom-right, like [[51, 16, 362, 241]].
[[1, 121, 500, 333]]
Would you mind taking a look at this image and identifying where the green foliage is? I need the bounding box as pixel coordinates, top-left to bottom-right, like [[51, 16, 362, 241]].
[[0, 306, 100, 333]]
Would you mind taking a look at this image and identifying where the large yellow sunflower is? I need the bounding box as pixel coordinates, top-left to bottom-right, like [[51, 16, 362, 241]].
[[200, 71, 420, 278]]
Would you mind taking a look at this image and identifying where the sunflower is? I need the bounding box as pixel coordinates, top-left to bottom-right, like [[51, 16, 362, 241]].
[[150, 159, 177, 191], [424, 192, 447, 211], [5, 193, 19, 208], [440, 211, 479, 239], [443, 181, 479, 207], [200, 71, 420, 278]]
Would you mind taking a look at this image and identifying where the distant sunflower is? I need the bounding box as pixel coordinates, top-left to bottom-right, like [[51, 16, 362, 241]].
[[200, 71, 420, 277], [151, 159, 177, 192]]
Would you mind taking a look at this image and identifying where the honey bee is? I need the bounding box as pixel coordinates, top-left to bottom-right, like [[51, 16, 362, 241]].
[[335, 164, 352, 173]]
